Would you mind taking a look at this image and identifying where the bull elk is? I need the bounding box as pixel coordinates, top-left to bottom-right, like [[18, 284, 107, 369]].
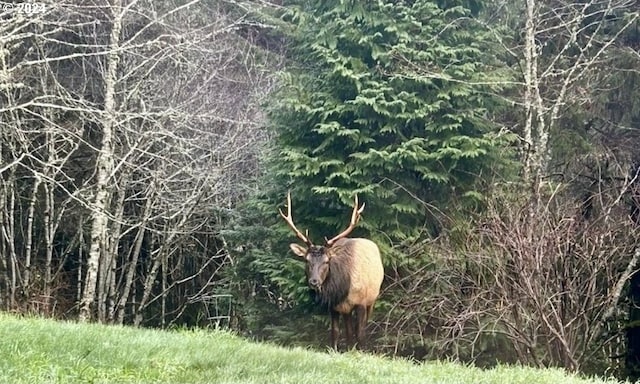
[[279, 192, 384, 350]]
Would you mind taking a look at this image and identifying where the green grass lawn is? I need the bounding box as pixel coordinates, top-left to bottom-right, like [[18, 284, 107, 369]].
[[0, 312, 624, 384]]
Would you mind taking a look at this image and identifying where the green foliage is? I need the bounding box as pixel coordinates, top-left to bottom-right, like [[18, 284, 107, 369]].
[[227, 0, 519, 359], [269, 0, 516, 249], [0, 314, 623, 384], [221, 170, 325, 342]]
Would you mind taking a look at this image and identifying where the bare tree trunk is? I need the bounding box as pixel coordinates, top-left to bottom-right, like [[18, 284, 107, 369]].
[[133, 214, 190, 326], [100, 175, 128, 322], [4, 169, 19, 309], [161, 251, 167, 327], [520, 0, 638, 196], [522, 0, 550, 200], [108, 251, 118, 322], [23, 176, 42, 299], [43, 180, 54, 315], [133, 201, 197, 325], [522, 0, 537, 187], [79, 0, 123, 323], [42, 127, 61, 315], [0, 135, 6, 309], [0, 98, 22, 311], [77, 219, 84, 304], [134, 246, 164, 326], [114, 193, 153, 324]]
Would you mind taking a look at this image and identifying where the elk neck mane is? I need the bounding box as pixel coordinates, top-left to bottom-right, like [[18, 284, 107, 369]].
[[317, 241, 354, 308]]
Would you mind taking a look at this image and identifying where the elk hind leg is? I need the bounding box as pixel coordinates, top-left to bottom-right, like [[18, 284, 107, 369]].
[[354, 305, 368, 349], [366, 303, 375, 320]]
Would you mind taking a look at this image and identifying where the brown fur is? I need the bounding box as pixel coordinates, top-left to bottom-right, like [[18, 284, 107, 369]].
[[314, 245, 352, 308], [290, 237, 384, 350]]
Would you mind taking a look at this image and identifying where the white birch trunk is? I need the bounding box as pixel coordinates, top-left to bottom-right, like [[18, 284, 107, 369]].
[[78, 0, 123, 322], [0, 135, 7, 308], [100, 179, 127, 322], [42, 129, 56, 314], [43, 181, 54, 314], [522, 0, 536, 186], [23, 175, 42, 297], [76, 220, 84, 303], [5, 169, 18, 309], [523, 0, 548, 192]]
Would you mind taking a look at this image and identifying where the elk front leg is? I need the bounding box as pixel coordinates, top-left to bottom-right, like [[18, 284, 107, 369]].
[[330, 309, 340, 350], [344, 311, 354, 349]]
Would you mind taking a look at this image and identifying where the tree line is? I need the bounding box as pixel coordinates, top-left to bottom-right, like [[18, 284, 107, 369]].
[[1, 0, 640, 380], [0, 0, 275, 325]]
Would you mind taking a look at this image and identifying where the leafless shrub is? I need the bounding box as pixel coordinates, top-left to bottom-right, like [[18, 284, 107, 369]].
[[376, 179, 639, 373]]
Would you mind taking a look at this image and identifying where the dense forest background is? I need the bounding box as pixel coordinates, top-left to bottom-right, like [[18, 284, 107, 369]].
[[1, 0, 640, 379]]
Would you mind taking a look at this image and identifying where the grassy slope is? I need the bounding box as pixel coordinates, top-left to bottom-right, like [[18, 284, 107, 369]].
[[0, 313, 623, 384]]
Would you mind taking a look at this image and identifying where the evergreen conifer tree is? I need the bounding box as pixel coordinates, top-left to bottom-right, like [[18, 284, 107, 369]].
[[268, 0, 514, 247]]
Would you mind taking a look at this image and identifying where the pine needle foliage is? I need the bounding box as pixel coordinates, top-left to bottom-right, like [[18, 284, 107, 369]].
[[267, 0, 515, 249]]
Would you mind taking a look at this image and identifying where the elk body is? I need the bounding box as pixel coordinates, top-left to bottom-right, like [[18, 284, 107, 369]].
[[280, 192, 384, 350]]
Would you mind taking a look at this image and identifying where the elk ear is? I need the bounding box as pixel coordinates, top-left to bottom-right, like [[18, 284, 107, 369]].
[[289, 243, 308, 258]]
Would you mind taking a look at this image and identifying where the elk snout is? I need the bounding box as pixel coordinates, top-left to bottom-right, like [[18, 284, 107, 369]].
[[308, 277, 321, 291]]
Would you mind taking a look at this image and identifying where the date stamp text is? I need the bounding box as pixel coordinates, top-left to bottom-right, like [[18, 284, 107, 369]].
[[2, 2, 47, 15]]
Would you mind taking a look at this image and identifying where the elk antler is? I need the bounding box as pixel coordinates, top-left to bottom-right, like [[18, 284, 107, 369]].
[[279, 191, 313, 246], [325, 195, 365, 246]]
